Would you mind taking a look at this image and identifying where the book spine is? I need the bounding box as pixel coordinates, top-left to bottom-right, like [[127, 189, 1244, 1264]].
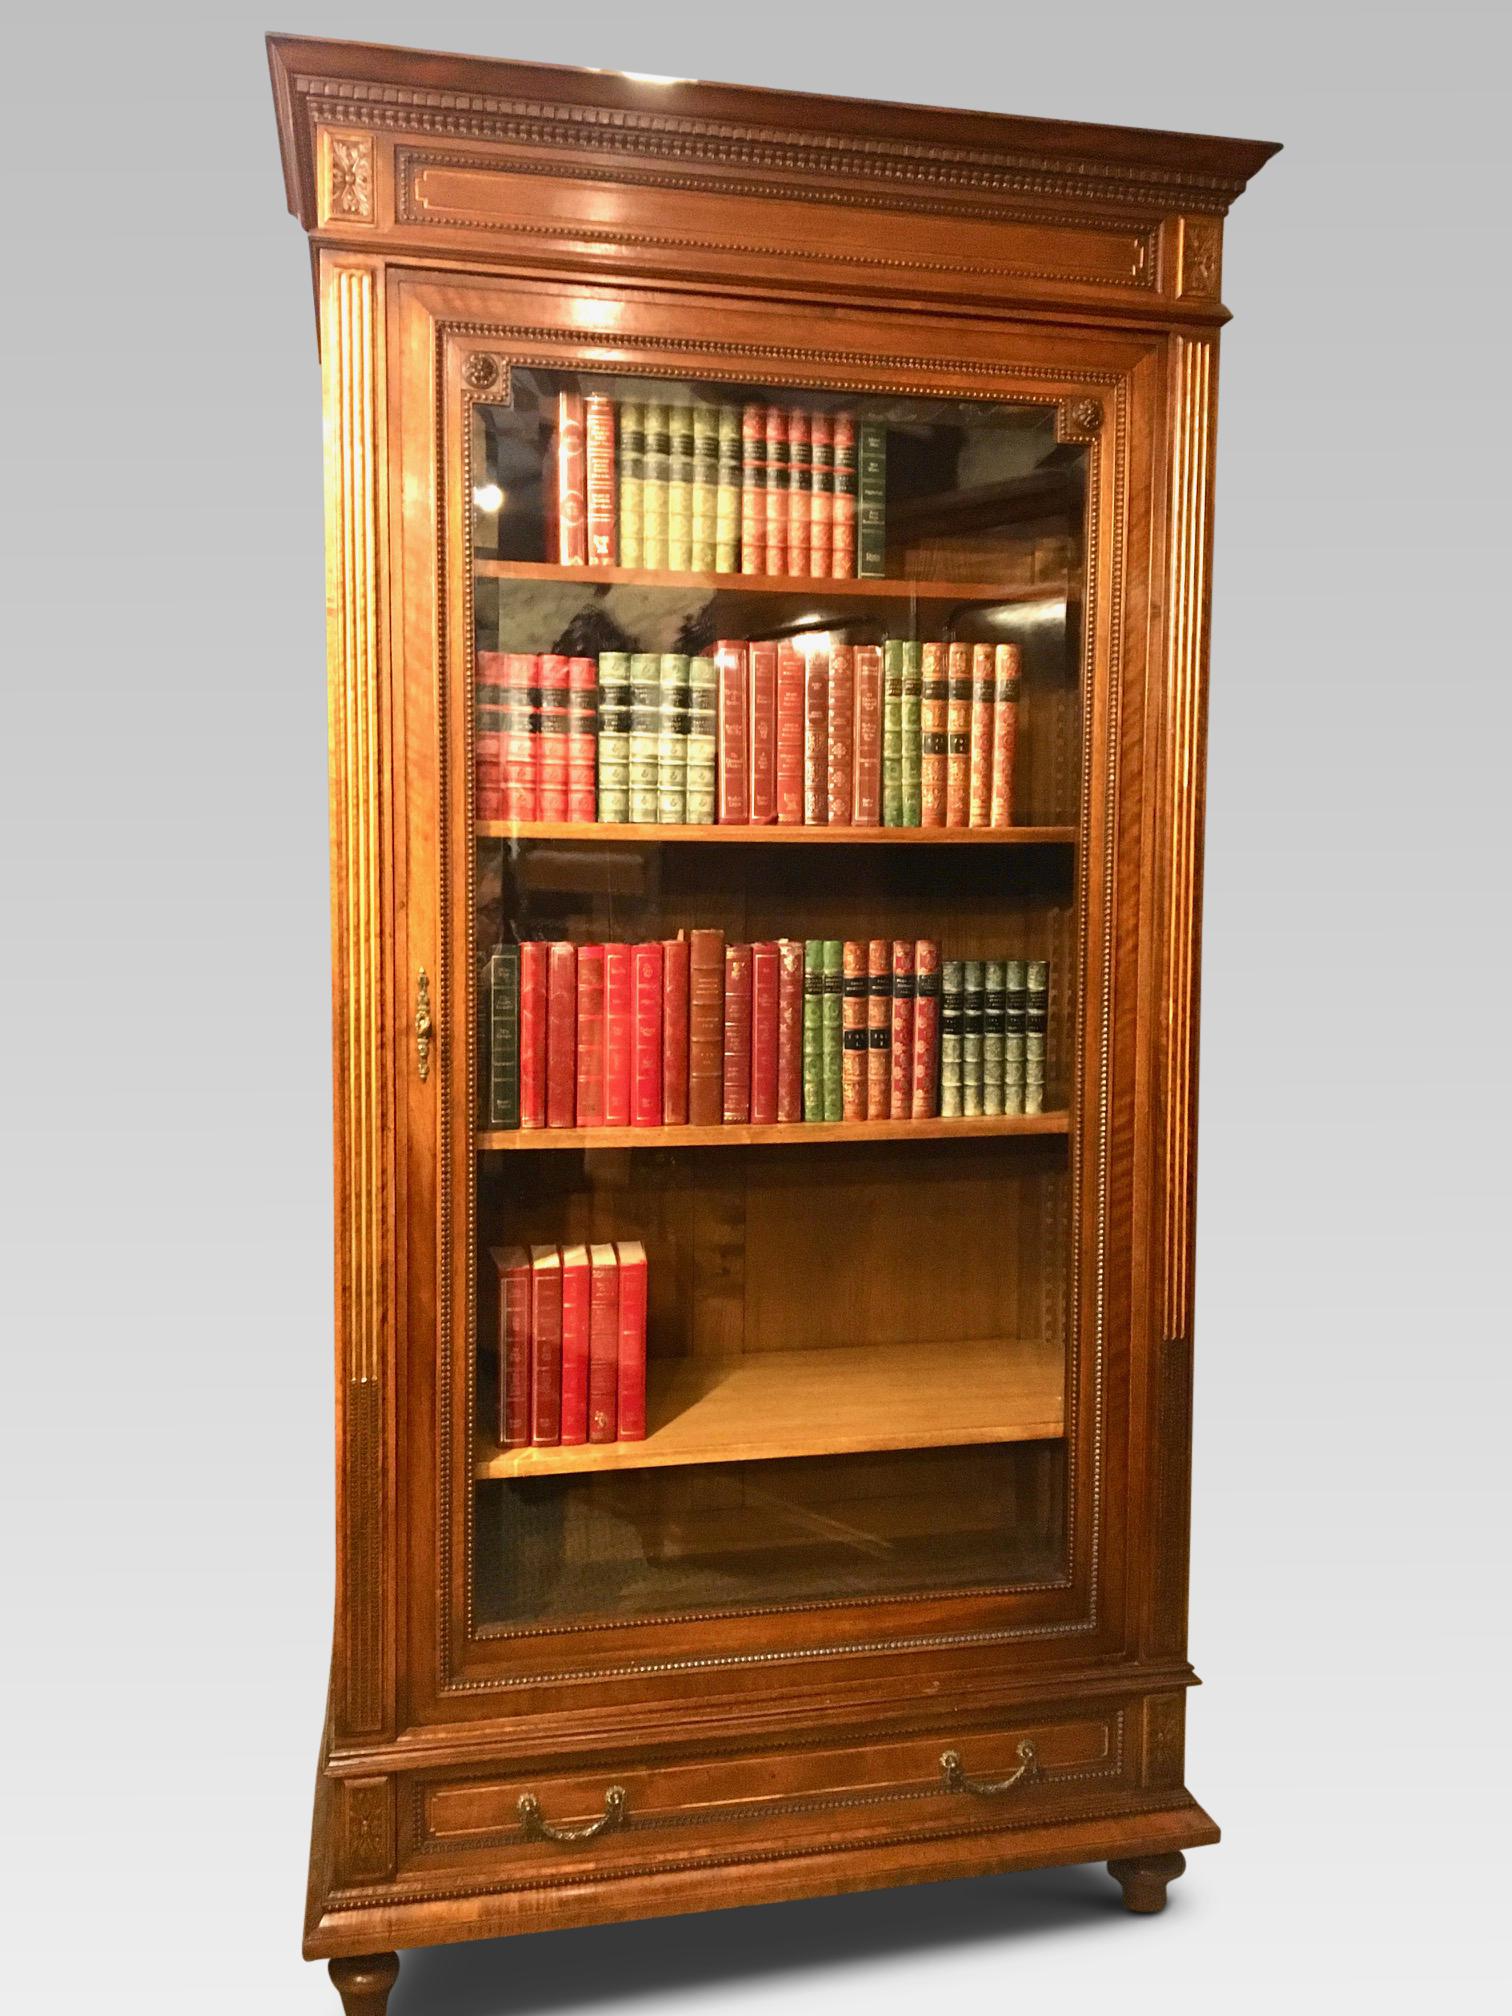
[[740, 402, 766, 574], [751, 940, 780, 1125], [495, 1246, 531, 1449], [641, 402, 669, 570], [613, 1241, 648, 1441], [722, 942, 753, 1123], [528, 1246, 562, 1445], [881, 640, 905, 827], [632, 942, 664, 1127], [831, 411, 857, 578], [851, 644, 883, 826], [1004, 959, 1027, 1115], [502, 652, 537, 822], [821, 938, 843, 1123], [486, 943, 520, 1129], [545, 942, 577, 1128], [826, 643, 855, 825], [940, 960, 964, 1118], [920, 641, 948, 828], [802, 940, 824, 1121], [808, 412, 833, 578], [787, 408, 811, 574], [661, 935, 690, 1125], [685, 656, 718, 825], [842, 940, 868, 1120], [803, 644, 829, 826], [989, 643, 1021, 827], [657, 652, 689, 825], [573, 944, 606, 1127], [687, 928, 726, 1126], [602, 942, 633, 1126], [715, 640, 750, 824], [962, 960, 985, 1117], [475, 651, 507, 820], [748, 640, 778, 825], [667, 404, 694, 572], [617, 400, 643, 570], [559, 1245, 590, 1445], [1025, 958, 1049, 1115], [596, 651, 630, 824], [858, 418, 886, 577], [969, 643, 995, 828], [585, 394, 616, 567], [566, 656, 598, 823], [518, 942, 549, 1129], [912, 940, 941, 1119], [554, 392, 587, 566], [536, 654, 571, 822], [775, 641, 805, 825], [628, 652, 661, 826], [889, 941, 915, 1120], [764, 405, 789, 577], [690, 405, 718, 573], [776, 938, 804, 1123], [715, 404, 741, 573], [587, 1244, 619, 1444], [866, 937, 891, 1120], [946, 641, 972, 828], [982, 958, 1007, 1116], [901, 641, 923, 827]]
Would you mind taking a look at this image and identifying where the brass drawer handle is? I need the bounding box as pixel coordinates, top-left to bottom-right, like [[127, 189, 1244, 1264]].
[[940, 1738, 1039, 1798], [518, 1784, 628, 1844]]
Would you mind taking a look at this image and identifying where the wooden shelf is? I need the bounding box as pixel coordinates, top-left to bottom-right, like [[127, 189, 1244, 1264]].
[[477, 1112, 1069, 1152], [476, 819, 1077, 846], [475, 1335, 1064, 1480], [473, 558, 1068, 605]]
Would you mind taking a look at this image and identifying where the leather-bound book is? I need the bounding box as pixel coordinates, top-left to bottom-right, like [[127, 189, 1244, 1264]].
[[748, 641, 778, 825], [940, 961, 965, 1119], [809, 412, 833, 577], [545, 941, 577, 1128], [866, 937, 891, 1119], [574, 945, 606, 1127], [528, 1244, 562, 1445], [912, 941, 941, 1119], [485, 943, 520, 1129], [764, 405, 789, 577], [826, 644, 855, 826], [831, 412, 857, 578], [751, 940, 781, 1125], [617, 399, 643, 569], [687, 928, 727, 1126], [518, 941, 549, 1129], [962, 959, 985, 1116], [657, 652, 689, 825], [989, 643, 1022, 827], [889, 940, 915, 1120], [852, 645, 883, 826], [842, 941, 868, 1120], [722, 941, 753, 1123], [803, 644, 830, 826], [535, 654, 571, 822], [641, 401, 669, 570], [587, 1242, 619, 1444], [691, 405, 718, 572], [1004, 959, 1028, 1114], [475, 650, 508, 820], [901, 642, 923, 827], [559, 1242, 590, 1445], [775, 641, 805, 825], [802, 941, 824, 1121], [628, 652, 661, 826], [596, 651, 630, 824], [969, 644, 995, 828], [491, 1244, 531, 1449], [584, 394, 616, 567], [822, 939, 844, 1122], [920, 642, 948, 828], [982, 959, 1007, 1115], [776, 938, 804, 1124], [881, 641, 905, 827], [857, 418, 886, 578], [603, 942, 633, 1126], [1025, 958, 1049, 1115], [552, 391, 587, 565], [504, 652, 537, 822], [715, 404, 741, 573], [685, 655, 718, 824], [715, 640, 749, 823], [787, 409, 811, 573], [661, 934, 691, 1125], [631, 941, 664, 1128], [667, 404, 694, 572], [613, 1239, 648, 1441], [566, 656, 598, 822], [740, 402, 766, 574], [945, 641, 972, 828]]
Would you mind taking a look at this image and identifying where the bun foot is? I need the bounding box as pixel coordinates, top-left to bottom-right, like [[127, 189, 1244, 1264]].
[[1107, 1850, 1187, 1913], [329, 1953, 400, 2015]]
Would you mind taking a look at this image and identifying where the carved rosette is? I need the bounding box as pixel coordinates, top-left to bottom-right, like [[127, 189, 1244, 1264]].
[[1179, 216, 1222, 299], [1057, 395, 1103, 442], [461, 352, 511, 400], [323, 132, 375, 222], [341, 1777, 396, 1883]]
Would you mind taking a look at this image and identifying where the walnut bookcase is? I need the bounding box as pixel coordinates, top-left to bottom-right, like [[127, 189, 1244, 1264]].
[[268, 36, 1275, 2012]]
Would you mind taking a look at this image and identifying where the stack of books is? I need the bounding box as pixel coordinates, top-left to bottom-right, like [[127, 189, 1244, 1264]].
[[492, 1241, 648, 1449]]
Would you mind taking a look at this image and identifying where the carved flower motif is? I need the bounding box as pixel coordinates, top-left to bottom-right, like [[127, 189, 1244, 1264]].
[[1069, 397, 1102, 436], [463, 353, 500, 393], [328, 137, 373, 219], [1182, 221, 1220, 296]]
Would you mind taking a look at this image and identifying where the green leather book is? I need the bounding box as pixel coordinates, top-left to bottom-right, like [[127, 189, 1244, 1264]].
[[940, 960, 964, 1118], [597, 651, 631, 824], [982, 959, 1007, 1115], [1025, 959, 1049, 1115], [900, 641, 922, 826], [821, 939, 844, 1122], [657, 653, 689, 824], [858, 417, 887, 577], [881, 639, 905, 827], [715, 405, 741, 572], [618, 400, 644, 569], [803, 939, 825, 1120], [485, 943, 520, 1129], [691, 406, 718, 572], [641, 402, 669, 570], [1004, 959, 1027, 1115], [628, 652, 661, 824], [667, 405, 694, 571], [962, 960, 985, 1118], [684, 655, 718, 824]]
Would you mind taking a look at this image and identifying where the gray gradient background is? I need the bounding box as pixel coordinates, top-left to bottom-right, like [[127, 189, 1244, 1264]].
[[1, 5, 1508, 2011]]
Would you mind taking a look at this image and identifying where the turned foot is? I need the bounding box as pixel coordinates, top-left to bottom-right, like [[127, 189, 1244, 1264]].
[[1107, 1850, 1186, 1913], [329, 1953, 400, 2015]]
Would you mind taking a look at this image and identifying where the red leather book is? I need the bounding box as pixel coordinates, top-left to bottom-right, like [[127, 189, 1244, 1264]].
[[750, 940, 781, 1125], [661, 934, 691, 1125], [518, 941, 549, 1129], [545, 942, 577, 1128], [715, 640, 749, 824], [535, 654, 571, 822], [559, 1242, 590, 1445], [602, 942, 633, 1126], [826, 643, 855, 826], [566, 656, 598, 822], [740, 403, 766, 575], [808, 412, 833, 577], [831, 412, 857, 579], [775, 641, 805, 825], [946, 641, 972, 829], [787, 408, 811, 574], [852, 644, 883, 826], [912, 939, 941, 1118], [574, 944, 606, 1127], [776, 938, 805, 1124], [584, 394, 616, 567], [687, 928, 726, 1126], [920, 642, 948, 829], [614, 1239, 648, 1441], [553, 391, 587, 566], [866, 937, 891, 1120], [842, 940, 868, 1120], [748, 641, 778, 825], [504, 652, 538, 822], [631, 941, 664, 1128], [803, 644, 829, 826], [764, 405, 789, 578], [475, 650, 508, 820], [491, 1244, 531, 1449], [722, 942, 753, 1123], [889, 940, 915, 1120], [528, 1244, 562, 1445], [969, 643, 995, 828], [989, 642, 1021, 827], [587, 1242, 619, 1444]]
